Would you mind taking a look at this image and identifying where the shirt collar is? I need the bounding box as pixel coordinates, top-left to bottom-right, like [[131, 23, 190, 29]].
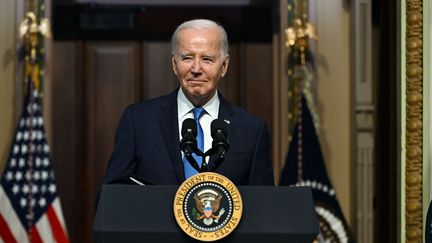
[[177, 88, 219, 119]]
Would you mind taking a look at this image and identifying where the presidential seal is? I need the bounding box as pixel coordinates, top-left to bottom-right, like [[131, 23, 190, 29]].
[[173, 172, 243, 241]]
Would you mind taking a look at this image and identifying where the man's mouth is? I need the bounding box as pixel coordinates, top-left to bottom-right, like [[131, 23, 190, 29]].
[[187, 79, 207, 86]]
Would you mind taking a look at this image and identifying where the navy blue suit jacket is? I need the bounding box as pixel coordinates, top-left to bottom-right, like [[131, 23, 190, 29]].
[[102, 89, 274, 186]]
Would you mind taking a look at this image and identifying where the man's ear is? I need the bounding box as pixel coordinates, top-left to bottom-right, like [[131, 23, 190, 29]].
[[221, 55, 230, 78], [172, 55, 178, 75]]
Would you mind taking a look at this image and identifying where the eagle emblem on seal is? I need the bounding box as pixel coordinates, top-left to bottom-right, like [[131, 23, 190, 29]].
[[193, 189, 226, 226]]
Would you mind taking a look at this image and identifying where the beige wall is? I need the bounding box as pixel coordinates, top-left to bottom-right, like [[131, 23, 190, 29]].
[[0, 0, 17, 173], [314, 1, 353, 224]]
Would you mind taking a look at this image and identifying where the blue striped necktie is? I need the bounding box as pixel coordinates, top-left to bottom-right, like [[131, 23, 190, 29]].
[[183, 107, 205, 179]]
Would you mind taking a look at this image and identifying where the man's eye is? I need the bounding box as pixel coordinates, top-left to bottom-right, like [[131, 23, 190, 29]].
[[182, 56, 193, 61], [203, 58, 214, 63]]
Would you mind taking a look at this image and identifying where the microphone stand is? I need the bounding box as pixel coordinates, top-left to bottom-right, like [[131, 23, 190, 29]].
[[184, 147, 225, 173]]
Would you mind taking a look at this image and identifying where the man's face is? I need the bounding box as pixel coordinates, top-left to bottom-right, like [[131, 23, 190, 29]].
[[172, 27, 229, 106]]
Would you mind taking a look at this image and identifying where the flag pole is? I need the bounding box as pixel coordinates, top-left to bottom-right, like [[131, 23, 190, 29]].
[[18, 0, 51, 240], [285, 0, 318, 183]]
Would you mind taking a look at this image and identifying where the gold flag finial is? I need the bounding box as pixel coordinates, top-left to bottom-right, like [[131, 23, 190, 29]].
[[19, 7, 51, 93], [285, 17, 318, 48], [19, 11, 51, 62]]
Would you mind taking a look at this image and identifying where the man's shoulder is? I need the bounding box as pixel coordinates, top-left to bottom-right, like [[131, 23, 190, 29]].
[[125, 90, 177, 113], [222, 101, 266, 127]]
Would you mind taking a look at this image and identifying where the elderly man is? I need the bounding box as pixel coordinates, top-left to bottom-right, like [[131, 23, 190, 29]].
[[102, 19, 274, 186]]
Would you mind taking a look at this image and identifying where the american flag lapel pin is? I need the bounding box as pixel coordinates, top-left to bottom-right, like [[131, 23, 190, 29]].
[[224, 119, 230, 124]]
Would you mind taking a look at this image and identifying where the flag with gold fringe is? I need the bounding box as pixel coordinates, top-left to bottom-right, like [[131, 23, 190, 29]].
[[279, 85, 354, 242]]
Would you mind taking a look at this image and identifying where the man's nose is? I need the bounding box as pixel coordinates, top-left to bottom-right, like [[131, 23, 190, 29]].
[[191, 59, 202, 73]]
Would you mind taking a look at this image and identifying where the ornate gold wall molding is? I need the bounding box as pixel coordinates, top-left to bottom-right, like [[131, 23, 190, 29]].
[[405, 0, 423, 242]]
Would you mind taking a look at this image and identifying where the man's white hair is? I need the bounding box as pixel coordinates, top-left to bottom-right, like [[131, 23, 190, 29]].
[[171, 19, 229, 58]]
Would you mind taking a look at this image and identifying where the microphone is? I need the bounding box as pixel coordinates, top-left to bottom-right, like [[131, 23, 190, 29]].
[[211, 119, 230, 159], [180, 118, 197, 156]]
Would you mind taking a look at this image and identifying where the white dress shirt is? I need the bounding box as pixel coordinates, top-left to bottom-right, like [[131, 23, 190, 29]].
[[177, 88, 220, 160]]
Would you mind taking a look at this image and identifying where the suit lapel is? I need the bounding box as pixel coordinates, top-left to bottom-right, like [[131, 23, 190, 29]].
[[218, 94, 235, 129], [158, 89, 185, 183]]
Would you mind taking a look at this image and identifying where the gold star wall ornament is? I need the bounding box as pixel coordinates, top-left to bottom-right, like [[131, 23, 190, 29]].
[[285, 18, 318, 47]]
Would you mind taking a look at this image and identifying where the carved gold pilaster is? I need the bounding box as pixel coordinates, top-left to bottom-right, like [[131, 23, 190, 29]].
[[405, 0, 423, 242]]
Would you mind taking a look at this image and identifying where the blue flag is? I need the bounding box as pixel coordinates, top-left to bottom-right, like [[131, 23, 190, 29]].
[[280, 95, 354, 243]]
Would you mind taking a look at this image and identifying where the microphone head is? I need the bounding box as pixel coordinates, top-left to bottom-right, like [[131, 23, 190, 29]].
[[181, 118, 197, 137], [211, 119, 227, 137]]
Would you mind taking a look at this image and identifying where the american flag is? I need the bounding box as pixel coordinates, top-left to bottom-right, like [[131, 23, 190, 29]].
[[0, 84, 69, 243]]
